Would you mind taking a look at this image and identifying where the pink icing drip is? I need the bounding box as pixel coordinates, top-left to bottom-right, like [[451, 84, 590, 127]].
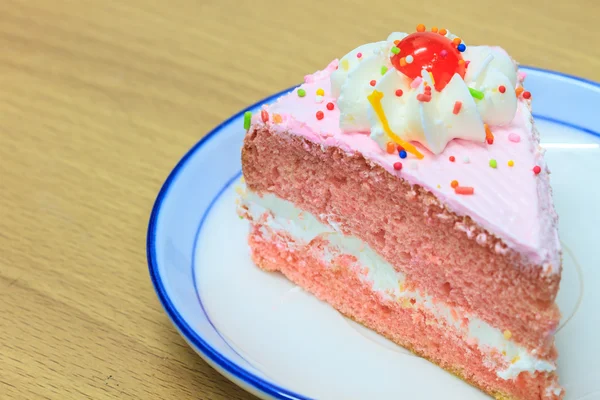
[[253, 62, 560, 271]]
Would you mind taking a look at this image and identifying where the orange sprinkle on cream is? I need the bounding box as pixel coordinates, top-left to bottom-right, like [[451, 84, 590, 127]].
[[416, 24, 426, 32], [439, 28, 448, 36], [386, 142, 396, 154], [516, 87, 525, 97]]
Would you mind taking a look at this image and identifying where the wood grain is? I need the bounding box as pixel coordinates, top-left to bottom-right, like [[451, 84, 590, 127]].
[[0, 0, 598, 399]]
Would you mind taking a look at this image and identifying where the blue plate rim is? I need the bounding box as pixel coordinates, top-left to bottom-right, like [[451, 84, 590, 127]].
[[146, 67, 599, 400]]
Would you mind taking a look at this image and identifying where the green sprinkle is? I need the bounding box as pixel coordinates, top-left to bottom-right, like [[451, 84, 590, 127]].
[[469, 87, 484, 100], [243, 111, 252, 130], [391, 46, 400, 55], [297, 88, 306, 97], [381, 66, 388, 75], [489, 159, 497, 169]]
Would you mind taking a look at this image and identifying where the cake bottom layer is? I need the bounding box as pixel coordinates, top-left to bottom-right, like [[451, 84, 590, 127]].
[[245, 219, 563, 400]]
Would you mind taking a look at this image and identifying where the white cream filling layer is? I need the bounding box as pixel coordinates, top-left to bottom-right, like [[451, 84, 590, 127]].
[[239, 187, 555, 380]]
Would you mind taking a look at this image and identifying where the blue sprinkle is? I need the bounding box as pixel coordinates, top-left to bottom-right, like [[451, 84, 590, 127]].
[[457, 43, 466, 52], [399, 150, 407, 159]]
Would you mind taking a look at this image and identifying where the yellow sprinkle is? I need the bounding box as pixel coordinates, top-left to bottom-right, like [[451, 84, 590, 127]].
[[366, 90, 424, 159], [508, 160, 515, 167], [429, 71, 435, 85], [398, 282, 406, 292], [437, 184, 441, 189], [273, 114, 283, 123], [503, 330, 512, 340], [340, 59, 349, 71], [502, 350, 507, 356], [316, 88, 325, 96], [240, 176, 245, 183], [511, 355, 520, 364]]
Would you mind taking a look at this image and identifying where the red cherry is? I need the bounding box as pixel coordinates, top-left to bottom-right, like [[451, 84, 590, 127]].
[[391, 32, 466, 91]]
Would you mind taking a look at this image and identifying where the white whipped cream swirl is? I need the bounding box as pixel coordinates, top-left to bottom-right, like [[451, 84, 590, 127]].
[[330, 32, 518, 154]]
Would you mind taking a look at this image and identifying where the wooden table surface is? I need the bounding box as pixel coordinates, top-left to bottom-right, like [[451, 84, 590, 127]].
[[1, 1, 598, 399]]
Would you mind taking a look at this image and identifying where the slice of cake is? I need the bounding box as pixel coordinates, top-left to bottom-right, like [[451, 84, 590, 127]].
[[238, 25, 563, 400]]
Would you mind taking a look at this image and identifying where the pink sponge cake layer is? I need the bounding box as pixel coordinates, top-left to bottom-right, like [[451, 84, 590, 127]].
[[238, 30, 563, 399], [242, 128, 560, 358]]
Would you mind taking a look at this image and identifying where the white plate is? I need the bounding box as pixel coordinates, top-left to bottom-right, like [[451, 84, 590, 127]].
[[147, 67, 600, 400]]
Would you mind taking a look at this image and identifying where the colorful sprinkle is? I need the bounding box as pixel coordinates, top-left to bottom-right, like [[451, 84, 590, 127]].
[[431, 26, 438, 33], [508, 133, 521, 143], [340, 59, 349, 71], [393, 162, 403, 171], [297, 88, 306, 97], [370, 79, 377, 87], [455, 186, 474, 195], [399, 150, 408, 159], [489, 159, 497, 168], [243, 111, 252, 130], [457, 43, 466, 52], [261, 109, 269, 122], [452, 37, 462, 46], [316, 111, 324, 120], [503, 330, 512, 340], [395, 89, 404, 97], [498, 85, 506, 94], [316, 88, 325, 96], [508, 160, 515, 167], [273, 114, 282, 124], [411, 76, 423, 88], [463, 156, 470, 164], [391, 47, 400, 55], [449, 156, 456, 162], [484, 124, 494, 145], [516, 87, 525, 97], [406, 55, 414, 64], [469, 87, 485, 100], [440, 49, 448, 58], [439, 28, 447, 36], [451, 180, 459, 188], [315, 95, 324, 103], [381, 66, 388, 75], [416, 94, 431, 102], [533, 165, 542, 175], [453, 101, 462, 115], [326, 102, 334, 111], [357, 52, 363, 58], [399, 57, 407, 67], [523, 91, 532, 99], [397, 144, 404, 152], [386, 142, 396, 154], [416, 24, 426, 32]]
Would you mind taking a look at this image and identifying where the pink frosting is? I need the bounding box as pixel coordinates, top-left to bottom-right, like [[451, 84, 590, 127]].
[[253, 60, 561, 272]]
